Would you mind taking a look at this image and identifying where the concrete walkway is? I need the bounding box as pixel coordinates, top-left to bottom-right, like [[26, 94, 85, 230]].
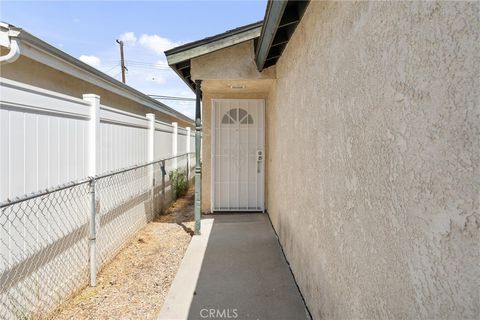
[[159, 213, 310, 320]]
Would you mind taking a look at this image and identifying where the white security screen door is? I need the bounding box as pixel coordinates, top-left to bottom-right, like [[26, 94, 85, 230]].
[[212, 99, 265, 211]]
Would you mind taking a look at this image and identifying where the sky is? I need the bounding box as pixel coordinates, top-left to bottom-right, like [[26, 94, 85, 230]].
[[0, 1, 267, 118]]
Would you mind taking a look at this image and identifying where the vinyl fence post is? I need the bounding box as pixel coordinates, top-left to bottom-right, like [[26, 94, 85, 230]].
[[83, 93, 100, 287], [146, 113, 155, 215], [172, 122, 178, 170], [186, 127, 191, 182]]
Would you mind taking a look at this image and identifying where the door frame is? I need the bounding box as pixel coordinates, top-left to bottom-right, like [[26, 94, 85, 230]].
[[210, 98, 265, 212]]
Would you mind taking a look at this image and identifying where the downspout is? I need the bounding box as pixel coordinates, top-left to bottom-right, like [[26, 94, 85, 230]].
[[0, 23, 21, 65], [194, 80, 202, 235]]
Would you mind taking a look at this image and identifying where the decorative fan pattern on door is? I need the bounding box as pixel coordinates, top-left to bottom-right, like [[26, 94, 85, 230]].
[[221, 108, 254, 124]]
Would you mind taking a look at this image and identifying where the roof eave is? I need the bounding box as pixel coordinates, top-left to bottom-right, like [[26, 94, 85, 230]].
[[255, 0, 310, 71], [255, 1, 288, 72], [165, 22, 263, 93], [165, 21, 262, 56], [171, 62, 195, 92], [166, 26, 261, 66]]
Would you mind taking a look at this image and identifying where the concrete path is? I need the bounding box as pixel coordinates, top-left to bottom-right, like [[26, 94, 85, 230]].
[[159, 213, 310, 320]]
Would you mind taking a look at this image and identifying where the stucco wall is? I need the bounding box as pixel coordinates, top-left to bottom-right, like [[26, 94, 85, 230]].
[[191, 40, 275, 80], [0, 55, 193, 128], [267, 1, 479, 319]]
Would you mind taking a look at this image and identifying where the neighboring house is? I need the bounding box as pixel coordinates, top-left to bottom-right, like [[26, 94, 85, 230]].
[[0, 22, 193, 128], [166, 1, 479, 319]]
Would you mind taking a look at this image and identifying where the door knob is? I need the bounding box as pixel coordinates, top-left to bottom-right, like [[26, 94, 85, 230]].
[[257, 150, 263, 173]]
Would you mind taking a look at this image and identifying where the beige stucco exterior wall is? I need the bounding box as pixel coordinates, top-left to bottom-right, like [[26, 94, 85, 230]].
[[191, 40, 275, 81], [0, 55, 193, 128], [267, 1, 479, 319]]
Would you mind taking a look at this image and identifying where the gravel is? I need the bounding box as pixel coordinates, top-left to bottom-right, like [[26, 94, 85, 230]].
[[51, 187, 195, 320]]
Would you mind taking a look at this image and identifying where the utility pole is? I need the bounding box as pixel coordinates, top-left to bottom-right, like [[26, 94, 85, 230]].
[[116, 39, 126, 83]]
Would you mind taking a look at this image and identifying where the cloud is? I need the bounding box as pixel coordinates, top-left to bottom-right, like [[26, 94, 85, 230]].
[[119, 32, 137, 45], [138, 34, 180, 55], [77, 32, 194, 118], [79, 55, 101, 68]]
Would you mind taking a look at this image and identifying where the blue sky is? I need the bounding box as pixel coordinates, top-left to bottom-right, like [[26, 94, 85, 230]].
[[0, 1, 267, 117]]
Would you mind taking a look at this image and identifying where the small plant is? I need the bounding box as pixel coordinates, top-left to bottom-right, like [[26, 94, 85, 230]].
[[169, 169, 188, 199]]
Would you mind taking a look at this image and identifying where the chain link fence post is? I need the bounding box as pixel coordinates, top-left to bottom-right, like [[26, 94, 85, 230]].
[[161, 160, 166, 214], [194, 80, 202, 235], [186, 127, 191, 182], [84, 93, 100, 287], [88, 178, 97, 287], [146, 113, 155, 216]]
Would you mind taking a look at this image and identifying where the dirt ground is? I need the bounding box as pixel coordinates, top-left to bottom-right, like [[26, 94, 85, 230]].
[[51, 187, 195, 320]]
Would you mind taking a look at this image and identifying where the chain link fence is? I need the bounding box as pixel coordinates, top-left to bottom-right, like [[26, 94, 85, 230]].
[[0, 153, 194, 319]]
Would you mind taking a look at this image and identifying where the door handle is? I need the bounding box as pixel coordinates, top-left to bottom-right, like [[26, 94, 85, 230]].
[[257, 150, 263, 173]]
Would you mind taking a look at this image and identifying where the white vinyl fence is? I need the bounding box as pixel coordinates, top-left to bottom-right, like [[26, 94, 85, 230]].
[[0, 78, 195, 319]]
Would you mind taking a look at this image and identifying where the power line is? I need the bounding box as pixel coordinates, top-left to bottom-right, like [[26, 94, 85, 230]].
[[102, 63, 120, 74], [125, 62, 170, 69], [88, 59, 171, 70], [125, 60, 163, 64], [148, 95, 195, 101], [128, 65, 169, 70], [125, 60, 169, 65]]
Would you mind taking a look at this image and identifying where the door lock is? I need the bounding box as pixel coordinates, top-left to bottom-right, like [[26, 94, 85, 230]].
[[257, 150, 263, 161], [257, 150, 263, 173]]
